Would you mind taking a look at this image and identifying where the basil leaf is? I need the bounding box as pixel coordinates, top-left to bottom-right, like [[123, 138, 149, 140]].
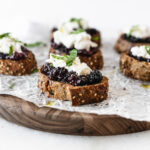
[[70, 18, 78, 22], [69, 49, 77, 59], [9, 83, 15, 89], [0, 33, 11, 39], [127, 25, 139, 37], [24, 42, 47, 48], [92, 36, 99, 41], [50, 63, 53, 67], [12, 38, 23, 43], [31, 68, 39, 74], [70, 18, 82, 28], [51, 54, 65, 60], [145, 46, 150, 55], [51, 49, 77, 66], [9, 45, 14, 56], [71, 28, 85, 34]]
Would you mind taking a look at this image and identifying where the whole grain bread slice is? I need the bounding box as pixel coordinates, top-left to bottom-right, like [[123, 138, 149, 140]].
[[0, 51, 37, 76], [120, 52, 150, 81], [50, 47, 103, 70], [114, 34, 150, 53], [38, 73, 108, 106]]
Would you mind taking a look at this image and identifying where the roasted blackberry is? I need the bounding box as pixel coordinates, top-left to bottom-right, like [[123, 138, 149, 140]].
[[51, 39, 98, 56], [41, 63, 103, 86], [0, 46, 28, 60], [67, 72, 79, 86], [86, 28, 98, 36], [123, 34, 150, 43], [10, 51, 26, 60], [0, 53, 9, 59], [129, 50, 150, 63]]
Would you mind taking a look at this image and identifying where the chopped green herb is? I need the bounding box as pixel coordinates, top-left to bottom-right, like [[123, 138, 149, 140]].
[[52, 49, 77, 66], [9, 45, 14, 56], [141, 84, 150, 89], [51, 54, 65, 60], [71, 28, 85, 34], [127, 25, 139, 37], [0, 32, 47, 49], [70, 18, 82, 28], [0, 32, 11, 39], [24, 42, 47, 48], [12, 38, 23, 43], [31, 68, 39, 74], [50, 63, 53, 67], [145, 46, 150, 55], [65, 49, 77, 66], [9, 83, 15, 89], [92, 36, 99, 41]]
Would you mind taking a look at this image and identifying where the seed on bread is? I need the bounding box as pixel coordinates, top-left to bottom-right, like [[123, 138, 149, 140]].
[[120, 51, 150, 81], [0, 51, 37, 76], [38, 73, 108, 106]]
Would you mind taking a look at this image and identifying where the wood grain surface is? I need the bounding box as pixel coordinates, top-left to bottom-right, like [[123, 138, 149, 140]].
[[0, 94, 150, 136]]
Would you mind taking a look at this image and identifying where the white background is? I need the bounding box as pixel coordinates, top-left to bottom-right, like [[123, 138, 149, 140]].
[[0, 0, 150, 150]]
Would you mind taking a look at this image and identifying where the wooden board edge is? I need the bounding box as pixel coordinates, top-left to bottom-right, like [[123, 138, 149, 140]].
[[0, 94, 150, 136]]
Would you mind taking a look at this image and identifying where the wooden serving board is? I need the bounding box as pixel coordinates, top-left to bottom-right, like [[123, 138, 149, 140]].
[[0, 94, 150, 136]]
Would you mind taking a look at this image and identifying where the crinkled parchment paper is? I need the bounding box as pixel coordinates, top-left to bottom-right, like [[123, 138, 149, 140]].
[[0, 22, 150, 122]]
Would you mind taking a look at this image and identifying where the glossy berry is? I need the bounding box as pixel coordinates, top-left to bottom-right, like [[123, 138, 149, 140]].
[[0, 46, 27, 60], [129, 50, 150, 63], [41, 63, 103, 86], [51, 39, 98, 56], [86, 28, 98, 36], [123, 34, 150, 43]]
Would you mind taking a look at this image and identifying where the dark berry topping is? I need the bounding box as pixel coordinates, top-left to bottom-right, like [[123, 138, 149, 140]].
[[129, 50, 150, 62], [41, 63, 103, 86], [51, 39, 98, 56], [122, 34, 150, 43], [51, 27, 99, 56], [0, 46, 28, 60], [86, 28, 98, 36]]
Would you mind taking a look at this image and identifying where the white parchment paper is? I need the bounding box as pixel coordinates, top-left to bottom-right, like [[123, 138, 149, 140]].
[[0, 22, 150, 122]]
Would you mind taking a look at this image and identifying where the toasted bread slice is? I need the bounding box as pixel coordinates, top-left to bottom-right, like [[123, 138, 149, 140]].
[[0, 51, 37, 76], [114, 34, 150, 53], [120, 52, 150, 81], [38, 73, 108, 106], [50, 47, 103, 70]]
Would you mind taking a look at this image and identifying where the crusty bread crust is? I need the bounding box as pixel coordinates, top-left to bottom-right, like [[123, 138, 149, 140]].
[[114, 34, 150, 53], [120, 52, 150, 81], [38, 73, 108, 106], [50, 47, 103, 70], [0, 51, 37, 76]]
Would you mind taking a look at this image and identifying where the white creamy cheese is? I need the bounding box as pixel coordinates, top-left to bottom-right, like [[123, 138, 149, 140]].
[[53, 18, 97, 50], [53, 31, 97, 50], [80, 19, 88, 30], [46, 54, 92, 75], [131, 45, 150, 59], [0, 37, 23, 54], [124, 25, 150, 38], [59, 18, 89, 34]]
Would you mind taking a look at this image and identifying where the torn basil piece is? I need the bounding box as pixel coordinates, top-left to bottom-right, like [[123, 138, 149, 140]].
[[9, 45, 14, 56]]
